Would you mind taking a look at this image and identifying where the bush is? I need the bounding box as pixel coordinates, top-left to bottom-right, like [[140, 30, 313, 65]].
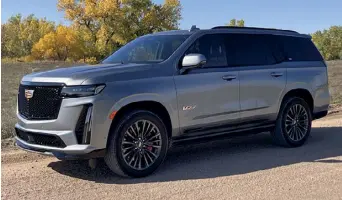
[[21, 55, 35, 62], [85, 57, 97, 64], [1, 57, 18, 63]]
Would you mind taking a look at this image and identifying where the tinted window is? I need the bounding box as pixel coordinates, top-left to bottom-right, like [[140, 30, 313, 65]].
[[265, 35, 286, 63], [278, 36, 323, 61], [103, 35, 189, 64], [185, 34, 227, 67], [224, 34, 277, 66]]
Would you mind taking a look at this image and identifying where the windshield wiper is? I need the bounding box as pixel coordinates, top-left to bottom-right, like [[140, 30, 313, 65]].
[[101, 60, 124, 64]]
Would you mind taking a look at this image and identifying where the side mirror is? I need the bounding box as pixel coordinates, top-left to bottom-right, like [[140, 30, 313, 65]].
[[181, 54, 206, 73]]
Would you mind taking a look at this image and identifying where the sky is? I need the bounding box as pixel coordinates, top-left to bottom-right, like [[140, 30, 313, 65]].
[[1, 0, 342, 34]]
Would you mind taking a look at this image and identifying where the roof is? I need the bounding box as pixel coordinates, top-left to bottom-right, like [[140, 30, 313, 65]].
[[211, 26, 299, 34], [149, 26, 309, 38], [208, 26, 308, 37]]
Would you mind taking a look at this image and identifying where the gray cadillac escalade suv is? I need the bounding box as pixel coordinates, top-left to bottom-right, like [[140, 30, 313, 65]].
[[15, 26, 330, 177]]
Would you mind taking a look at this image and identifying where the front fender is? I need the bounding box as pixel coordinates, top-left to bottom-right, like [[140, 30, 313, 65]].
[[111, 93, 167, 111], [99, 77, 179, 145], [109, 92, 179, 134]]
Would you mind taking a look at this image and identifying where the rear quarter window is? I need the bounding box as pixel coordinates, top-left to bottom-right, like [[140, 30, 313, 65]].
[[279, 36, 323, 61]]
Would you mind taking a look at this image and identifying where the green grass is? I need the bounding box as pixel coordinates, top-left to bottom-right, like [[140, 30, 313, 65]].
[[1, 60, 342, 139]]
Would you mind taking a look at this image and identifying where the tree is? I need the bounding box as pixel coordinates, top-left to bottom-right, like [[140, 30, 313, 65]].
[[2, 1, 182, 62], [1, 14, 55, 58], [312, 26, 342, 60], [32, 25, 79, 61], [1, 14, 22, 57], [237, 19, 245, 27], [227, 19, 245, 27], [228, 19, 236, 26], [57, 0, 182, 59]]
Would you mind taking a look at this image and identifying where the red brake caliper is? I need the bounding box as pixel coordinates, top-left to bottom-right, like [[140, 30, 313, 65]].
[[146, 146, 153, 151]]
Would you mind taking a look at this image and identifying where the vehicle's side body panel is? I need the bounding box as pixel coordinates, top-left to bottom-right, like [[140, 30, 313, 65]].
[[174, 68, 240, 136], [280, 61, 329, 114], [239, 64, 287, 122]]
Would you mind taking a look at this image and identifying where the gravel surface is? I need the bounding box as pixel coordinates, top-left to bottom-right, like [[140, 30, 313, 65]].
[[2, 113, 342, 200]]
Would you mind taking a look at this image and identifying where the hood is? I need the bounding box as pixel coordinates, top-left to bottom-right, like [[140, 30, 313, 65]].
[[22, 63, 153, 85]]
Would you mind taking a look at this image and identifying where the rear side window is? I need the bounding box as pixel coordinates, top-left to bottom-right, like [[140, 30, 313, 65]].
[[278, 36, 323, 61], [265, 35, 286, 63], [224, 34, 277, 67]]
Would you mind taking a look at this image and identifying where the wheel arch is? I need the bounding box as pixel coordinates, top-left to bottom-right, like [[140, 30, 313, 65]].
[[107, 100, 174, 148], [280, 88, 314, 114]]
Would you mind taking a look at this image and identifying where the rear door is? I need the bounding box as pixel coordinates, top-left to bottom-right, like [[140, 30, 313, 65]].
[[174, 34, 240, 137], [225, 34, 287, 124]]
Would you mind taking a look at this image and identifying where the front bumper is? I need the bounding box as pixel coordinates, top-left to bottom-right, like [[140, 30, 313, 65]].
[[15, 136, 105, 160], [14, 124, 97, 154], [15, 90, 114, 159]]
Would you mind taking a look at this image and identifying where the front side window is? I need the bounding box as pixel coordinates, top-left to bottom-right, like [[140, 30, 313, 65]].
[[103, 35, 189, 64], [185, 34, 227, 67]]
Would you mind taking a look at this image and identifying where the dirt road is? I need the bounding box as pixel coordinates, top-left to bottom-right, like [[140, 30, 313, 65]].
[[2, 113, 342, 200]]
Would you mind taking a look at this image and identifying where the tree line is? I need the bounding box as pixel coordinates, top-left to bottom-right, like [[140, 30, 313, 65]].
[[311, 26, 342, 60], [1, 1, 341, 62], [1, 0, 181, 63]]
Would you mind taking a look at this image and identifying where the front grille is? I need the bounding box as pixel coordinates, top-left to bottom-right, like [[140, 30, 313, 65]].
[[15, 128, 66, 148], [18, 84, 62, 120]]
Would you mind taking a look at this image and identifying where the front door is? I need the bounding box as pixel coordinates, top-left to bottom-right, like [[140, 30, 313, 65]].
[[174, 34, 240, 137]]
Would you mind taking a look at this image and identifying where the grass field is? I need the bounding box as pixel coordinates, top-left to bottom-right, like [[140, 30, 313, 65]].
[[1, 60, 342, 139]]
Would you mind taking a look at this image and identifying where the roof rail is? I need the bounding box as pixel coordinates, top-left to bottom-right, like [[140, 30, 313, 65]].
[[190, 25, 200, 32], [211, 26, 299, 34]]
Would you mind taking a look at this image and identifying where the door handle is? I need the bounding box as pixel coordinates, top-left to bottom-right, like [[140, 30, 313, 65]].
[[271, 72, 283, 77], [222, 75, 237, 81]]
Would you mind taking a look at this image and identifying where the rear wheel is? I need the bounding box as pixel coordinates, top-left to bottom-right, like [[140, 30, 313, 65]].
[[105, 110, 169, 177], [271, 97, 312, 147]]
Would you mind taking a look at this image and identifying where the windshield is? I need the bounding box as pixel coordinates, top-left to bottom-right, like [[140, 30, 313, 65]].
[[102, 35, 189, 64]]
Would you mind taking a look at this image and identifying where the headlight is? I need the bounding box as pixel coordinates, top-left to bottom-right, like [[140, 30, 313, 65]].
[[61, 85, 106, 98]]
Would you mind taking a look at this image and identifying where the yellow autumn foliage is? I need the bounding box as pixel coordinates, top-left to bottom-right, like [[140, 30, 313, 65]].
[[32, 25, 79, 61], [3, 0, 182, 62]]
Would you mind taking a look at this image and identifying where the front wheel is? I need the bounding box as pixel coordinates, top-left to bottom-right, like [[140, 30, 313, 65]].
[[105, 110, 169, 178], [271, 97, 312, 147]]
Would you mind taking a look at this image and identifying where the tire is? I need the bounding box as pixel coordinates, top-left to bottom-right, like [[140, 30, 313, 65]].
[[271, 97, 312, 147], [104, 110, 169, 178]]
